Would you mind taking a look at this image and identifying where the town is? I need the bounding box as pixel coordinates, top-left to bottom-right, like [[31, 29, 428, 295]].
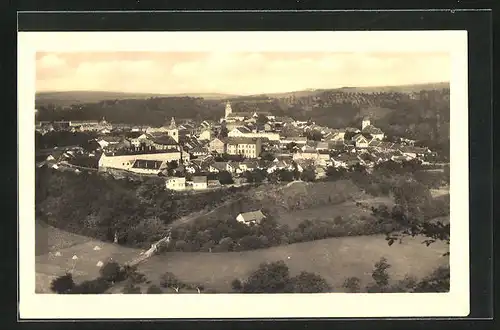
[[36, 100, 441, 198]]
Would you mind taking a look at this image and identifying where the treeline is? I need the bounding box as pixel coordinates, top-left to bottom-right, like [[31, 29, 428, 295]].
[[36, 97, 224, 125], [35, 131, 99, 150], [231, 260, 331, 293], [35, 168, 249, 248], [50, 261, 158, 294], [342, 257, 449, 293]]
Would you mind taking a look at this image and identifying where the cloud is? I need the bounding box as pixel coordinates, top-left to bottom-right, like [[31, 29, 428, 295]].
[[36, 52, 450, 94], [37, 54, 67, 69]]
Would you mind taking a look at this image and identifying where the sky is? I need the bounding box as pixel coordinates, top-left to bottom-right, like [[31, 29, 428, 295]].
[[36, 52, 450, 95]]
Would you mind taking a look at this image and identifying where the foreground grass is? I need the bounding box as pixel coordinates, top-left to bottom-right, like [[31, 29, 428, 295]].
[[108, 235, 449, 293], [35, 223, 143, 293]]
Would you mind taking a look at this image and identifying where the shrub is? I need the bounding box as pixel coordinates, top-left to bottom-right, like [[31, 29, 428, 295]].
[[146, 285, 163, 294], [372, 257, 391, 287], [231, 279, 243, 292], [99, 261, 123, 282], [289, 271, 331, 293], [50, 273, 75, 294], [342, 277, 361, 293], [122, 282, 142, 294], [72, 278, 111, 294], [160, 272, 182, 290]]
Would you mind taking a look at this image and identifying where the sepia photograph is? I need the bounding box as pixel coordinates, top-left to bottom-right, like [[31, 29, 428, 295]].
[[18, 31, 469, 319]]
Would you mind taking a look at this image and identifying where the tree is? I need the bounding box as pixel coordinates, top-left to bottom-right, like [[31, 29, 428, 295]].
[[219, 124, 229, 138], [256, 113, 269, 125], [300, 167, 316, 182], [50, 273, 75, 294], [260, 151, 275, 161], [122, 265, 147, 284], [241, 261, 291, 293], [306, 130, 323, 141], [72, 278, 111, 294], [236, 235, 263, 251], [289, 271, 331, 293], [231, 279, 243, 292], [286, 142, 298, 152], [388, 275, 418, 293], [122, 282, 142, 294], [175, 240, 188, 251], [99, 261, 123, 282], [146, 285, 163, 294], [367, 257, 391, 292], [342, 276, 361, 293], [414, 266, 450, 292], [160, 272, 183, 292], [217, 171, 234, 185], [136, 177, 165, 203], [277, 169, 294, 182]]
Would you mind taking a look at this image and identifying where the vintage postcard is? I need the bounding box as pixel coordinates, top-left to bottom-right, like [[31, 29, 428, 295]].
[[18, 30, 469, 319]]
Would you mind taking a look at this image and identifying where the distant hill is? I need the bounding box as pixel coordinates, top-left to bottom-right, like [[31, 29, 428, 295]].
[[35, 91, 239, 107], [255, 82, 449, 99], [333, 82, 450, 94]]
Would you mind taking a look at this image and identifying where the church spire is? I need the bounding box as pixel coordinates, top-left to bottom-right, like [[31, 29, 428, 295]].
[[225, 101, 232, 118], [169, 117, 176, 129]]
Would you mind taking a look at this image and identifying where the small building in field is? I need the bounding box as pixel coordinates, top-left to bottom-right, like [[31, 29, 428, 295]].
[[192, 176, 208, 190], [236, 210, 266, 226]]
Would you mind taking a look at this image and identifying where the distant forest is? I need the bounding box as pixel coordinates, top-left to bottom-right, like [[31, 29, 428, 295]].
[[36, 88, 450, 156]]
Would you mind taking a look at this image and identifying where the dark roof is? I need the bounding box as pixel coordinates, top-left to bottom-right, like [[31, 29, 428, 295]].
[[234, 126, 252, 133], [226, 137, 261, 145], [211, 162, 228, 171], [125, 132, 143, 139], [192, 176, 207, 183], [99, 136, 122, 143], [190, 146, 209, 153], [149, 134, 178, 145], [132, 159, 163, 169], [362, 125, 384, 135], [399, 146, 429, 154]]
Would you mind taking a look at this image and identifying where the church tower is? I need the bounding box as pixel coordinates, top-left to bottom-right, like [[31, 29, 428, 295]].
[[166, 117, 179, 143], [225, 101, 232, 118], [169, 117, 176, 129], [362, 117, 371, 130]]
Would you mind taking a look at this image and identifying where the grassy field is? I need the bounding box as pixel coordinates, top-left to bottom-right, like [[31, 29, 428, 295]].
[[110, 235, 448, 294], [276, 196, 394, 228], [36, 221, 92, 256], [35, 223, 143, 293]]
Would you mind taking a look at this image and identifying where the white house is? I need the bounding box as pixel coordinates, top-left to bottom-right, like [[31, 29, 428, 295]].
[[192, 176, 208, 190], [199, 129, 212, 141], [165, 177, 186, 191], [236, 210, 266, 225], [352, 133, 370, 148]]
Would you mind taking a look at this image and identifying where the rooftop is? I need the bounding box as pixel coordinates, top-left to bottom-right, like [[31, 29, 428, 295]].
[[226, 137, 261, 145], [192, 176, 208, 183], [237, 210, 266, 222], [132, 159, 163, 169]]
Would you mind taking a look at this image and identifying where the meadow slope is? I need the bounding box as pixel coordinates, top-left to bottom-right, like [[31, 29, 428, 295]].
[[112, 235, 449, 293], [35, 222, 143, 293]]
